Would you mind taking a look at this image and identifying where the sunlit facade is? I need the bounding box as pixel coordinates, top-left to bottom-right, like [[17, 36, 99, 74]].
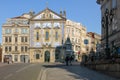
[[2, 8, 89, 63]]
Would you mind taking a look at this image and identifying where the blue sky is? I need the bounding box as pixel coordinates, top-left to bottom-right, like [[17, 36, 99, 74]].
[[0, 0, 101, 43]]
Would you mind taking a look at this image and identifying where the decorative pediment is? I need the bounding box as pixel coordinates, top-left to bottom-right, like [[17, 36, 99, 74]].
[[31, 8, 65, 20]]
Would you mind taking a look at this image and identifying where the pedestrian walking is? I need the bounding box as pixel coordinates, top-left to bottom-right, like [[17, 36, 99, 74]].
[[65, 56, 69, 66], [69, 56, 74, 65]]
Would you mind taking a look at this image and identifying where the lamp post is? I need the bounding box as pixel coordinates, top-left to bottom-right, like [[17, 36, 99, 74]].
[[101, 9, 114, 59]]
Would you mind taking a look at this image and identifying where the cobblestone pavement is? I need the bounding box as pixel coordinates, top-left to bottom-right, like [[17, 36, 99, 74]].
[[0, 62, 11, 67], [0, 62, 119, 80], [42, 62, 120, 80]]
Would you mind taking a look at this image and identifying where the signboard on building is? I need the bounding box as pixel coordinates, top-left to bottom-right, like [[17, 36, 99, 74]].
[[84, 39, 88, 45]]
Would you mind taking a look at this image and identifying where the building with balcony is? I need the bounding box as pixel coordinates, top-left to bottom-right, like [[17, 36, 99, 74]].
[[2, 15, 30, 63], [2, 8, 92, 63]]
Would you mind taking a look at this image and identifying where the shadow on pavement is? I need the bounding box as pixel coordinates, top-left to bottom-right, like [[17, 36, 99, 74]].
[[42, 62, 119, 80]]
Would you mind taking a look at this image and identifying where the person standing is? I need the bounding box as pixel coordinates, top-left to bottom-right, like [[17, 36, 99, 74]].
[[65, 56, 69, 66], [69, 56, 73, 65]]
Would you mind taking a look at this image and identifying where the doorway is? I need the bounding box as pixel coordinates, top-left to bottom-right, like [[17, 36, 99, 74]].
[[45, 51, 50, 62]]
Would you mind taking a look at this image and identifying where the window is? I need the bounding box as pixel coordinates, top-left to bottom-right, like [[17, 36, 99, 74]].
[[36, 32, 39, 40], [75, 39, 77, 43], [15, 37, 17, 42], [14, 55, 18, 62], [5, 37, 8, 42], [72, 38, 74, 43], [15, 46, 17, 51], [36, 54, 40, 59], [55, 31, 58, 40], [49, 14, 52, 18], [25, 46, 27, 52], [15, 28, 18, 33], [78, 39, 80, 43], [25, 37, 27, 42], [9, 37, 11, 42], [67, 28, 70, 33], [5, 29, 11, 34], [45, 31, 49, 40], [21, 46, 24, 52], [5, 47, 8, 52], [43, 14, 45, 18], [112, 0, 117, 9], [21, 37, 24, 42], [9, 46, 11, 52], [72, 29, 74, 36], [21, 28, 27, 34]]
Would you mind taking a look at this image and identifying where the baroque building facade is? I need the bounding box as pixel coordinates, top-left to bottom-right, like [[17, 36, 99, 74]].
[[2, 8, 88, 63], [97, 0, 120, 55], [29, 8, 66, 62]]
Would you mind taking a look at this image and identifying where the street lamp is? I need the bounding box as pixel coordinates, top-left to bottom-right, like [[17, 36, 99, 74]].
[[101, 9, 114, 59]]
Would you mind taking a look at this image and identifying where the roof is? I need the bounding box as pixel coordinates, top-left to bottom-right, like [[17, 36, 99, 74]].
[[11, 16, 28, 19], [31, 7, 66, 20]]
